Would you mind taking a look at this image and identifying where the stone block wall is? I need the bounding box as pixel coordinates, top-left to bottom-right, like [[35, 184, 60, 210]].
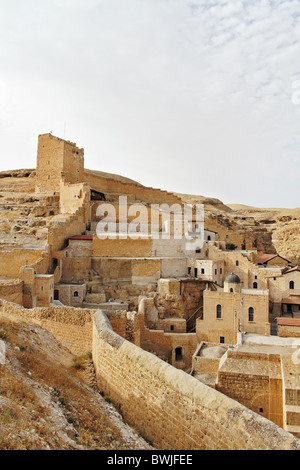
[[92, 310, 300, 450], [216, 350, 284, 428], [0, 299, 95, 355]]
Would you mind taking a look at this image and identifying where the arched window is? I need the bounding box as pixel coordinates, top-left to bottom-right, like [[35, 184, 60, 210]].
[[248, 307, 254, 322], [74, 291, 79, 297], [290, 281, 295, 290], [253, 282, 258, 289], [216, 304, 222, 319]]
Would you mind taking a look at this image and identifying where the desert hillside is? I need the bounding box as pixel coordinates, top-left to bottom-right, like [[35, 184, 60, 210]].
[[0, 310, 151, 450], [176, 193, 300, 265], [0, 170, 299, 264], [228, 204, 300, 265]]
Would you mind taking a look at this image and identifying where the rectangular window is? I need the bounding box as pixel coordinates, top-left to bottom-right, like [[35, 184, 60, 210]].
[[220, 336, 225, 344]]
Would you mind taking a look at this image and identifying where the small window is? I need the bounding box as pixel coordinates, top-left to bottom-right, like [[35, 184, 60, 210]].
[[220, 268, 223, 275], [216, 304, 222, 319], [196, 247, 201, 254], [74, 291, 79, 297], [175, 347, 183, 362], [248, 307, 254, 322], [236, 260, 239, 267], [253, 282, 258, 289], [201, 268, 205, 274], [215, 269, 217, 275], [170, 325, 174, 331], [254, 275, 257, 280], [194, 268, 198, 278], [259, 408, 263, 413], [230, 288, 234, 293], [188, 267, 191, 275], [207, 235, 211, 241], [290, 281, 295, 290], [220, 336, 225, 344], [274, 277, 276, 281]]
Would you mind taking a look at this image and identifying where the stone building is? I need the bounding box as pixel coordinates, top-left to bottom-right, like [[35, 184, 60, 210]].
[[0, 132, 299, 441]]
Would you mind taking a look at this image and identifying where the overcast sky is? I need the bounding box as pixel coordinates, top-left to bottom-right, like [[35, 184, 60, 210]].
[[1, 0, 300, 208]]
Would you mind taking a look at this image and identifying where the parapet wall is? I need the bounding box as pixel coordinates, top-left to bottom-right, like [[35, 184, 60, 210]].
[[0, 299, 95, 355], [92, 310, 300, 450], [0, 299, 138, 356]]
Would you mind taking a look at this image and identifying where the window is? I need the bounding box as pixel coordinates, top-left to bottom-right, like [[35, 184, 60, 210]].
[[194, 268, 198, 278], [230, 288, 234, 293], [74, 291, 79, 297], [236, 260, 239, 266], [170, 325, 174, 331], [215, 269, 217, 275], [207, 235, 211, 241], [259, 408, 263, 413], [188, 267, 191, 275], [290, 281, 295, 290], [248, 307, 254, 322], [175, 347, 183, 362], [253, 282, 258, 289], [201, 268, 205, 274], [196, 247, 201, 253], [220, 268, 223, 275], [220, 336, 225, 344], [216, 304, 222, 319]]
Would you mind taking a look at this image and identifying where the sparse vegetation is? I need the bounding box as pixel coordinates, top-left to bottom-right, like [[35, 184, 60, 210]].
[[226, 242, 238, 251], [0, 312, 150, 450]]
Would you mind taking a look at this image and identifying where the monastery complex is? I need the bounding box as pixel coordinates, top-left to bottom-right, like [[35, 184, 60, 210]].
[[0, 133, 299, 450]]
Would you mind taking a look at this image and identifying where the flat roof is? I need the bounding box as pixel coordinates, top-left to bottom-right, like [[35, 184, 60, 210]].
[[277, 318, 300, 327]]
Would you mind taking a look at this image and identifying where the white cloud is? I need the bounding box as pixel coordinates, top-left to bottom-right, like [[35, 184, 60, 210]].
[[0, 0, 300, 207]]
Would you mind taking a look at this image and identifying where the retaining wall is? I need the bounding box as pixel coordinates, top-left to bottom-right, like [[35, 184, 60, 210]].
[[92, 310, 300, 450]]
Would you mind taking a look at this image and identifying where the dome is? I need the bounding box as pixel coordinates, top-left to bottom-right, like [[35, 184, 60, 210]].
[[225, 273, 241, 284]]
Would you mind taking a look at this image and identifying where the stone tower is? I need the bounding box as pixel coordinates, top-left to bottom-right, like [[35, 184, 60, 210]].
[[36, 133, 84, 193]]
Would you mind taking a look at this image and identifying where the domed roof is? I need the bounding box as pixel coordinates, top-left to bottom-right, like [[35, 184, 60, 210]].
[[225, 273, 241, 284]]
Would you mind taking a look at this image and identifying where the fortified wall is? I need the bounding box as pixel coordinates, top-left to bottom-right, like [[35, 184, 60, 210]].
[[92, 310, 300, 450], [1, 299, 299, 449]]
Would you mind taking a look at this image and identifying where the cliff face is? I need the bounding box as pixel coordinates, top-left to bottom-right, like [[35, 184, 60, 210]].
[[176, 192, 299, 264], [0, 170, 298, 264], [228, 205, 300, 264]]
